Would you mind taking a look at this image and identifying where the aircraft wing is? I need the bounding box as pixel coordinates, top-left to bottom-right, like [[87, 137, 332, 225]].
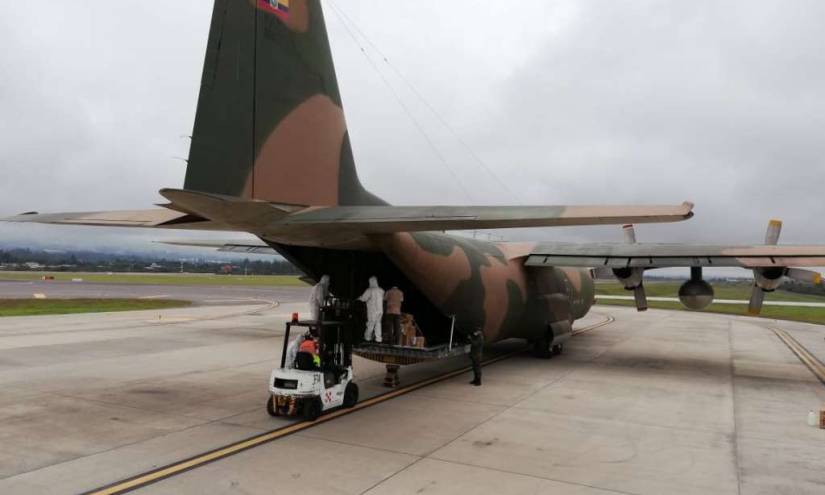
[[525, 242, 825, 268]]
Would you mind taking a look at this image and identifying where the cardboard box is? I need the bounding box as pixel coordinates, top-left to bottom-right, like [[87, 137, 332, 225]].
[[404, 328, 416, 346], [820, 410, 825, 429], [400, 314, 419, 346]]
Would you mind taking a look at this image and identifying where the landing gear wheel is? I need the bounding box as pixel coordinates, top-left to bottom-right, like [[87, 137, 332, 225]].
[[533, 330, 553, 359], [266, 396, 279, 417], [552, 344, 564, 356], [303, 397, 323, 422], [343, 382, 359, 408]]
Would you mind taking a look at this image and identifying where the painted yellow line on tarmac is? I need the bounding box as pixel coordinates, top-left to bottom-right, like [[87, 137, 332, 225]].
[[772, 327, 825, 385], [83, 315, 614, 495]]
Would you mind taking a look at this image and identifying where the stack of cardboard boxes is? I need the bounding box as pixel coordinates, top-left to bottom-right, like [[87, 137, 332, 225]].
[[400, 313, 426, 348], [379, 313, 427, 348]]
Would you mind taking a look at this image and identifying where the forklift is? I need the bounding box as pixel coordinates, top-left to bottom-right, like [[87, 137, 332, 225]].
[[266, 298, 359, 421]]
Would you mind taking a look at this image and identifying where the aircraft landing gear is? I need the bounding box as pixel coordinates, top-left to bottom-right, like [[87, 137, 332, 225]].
[[533, 327, 564, 359], [533, 328, 554, 359], [383, 364, 401, 388]]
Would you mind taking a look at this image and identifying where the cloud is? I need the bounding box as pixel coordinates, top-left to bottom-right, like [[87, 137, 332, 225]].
[[331, 0, 825, 246], [1, 0, 823, 257]]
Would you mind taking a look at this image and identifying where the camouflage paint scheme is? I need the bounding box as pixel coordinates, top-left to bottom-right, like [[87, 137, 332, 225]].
[[185, 0, 597, 343], [5, 0, 825, 346], [185, 0, 382, 208], [375, 233, 593, 342]]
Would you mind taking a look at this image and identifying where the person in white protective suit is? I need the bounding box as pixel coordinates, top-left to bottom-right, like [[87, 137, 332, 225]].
[[308, 275, 330, 322], [358, 276, 385, 343]]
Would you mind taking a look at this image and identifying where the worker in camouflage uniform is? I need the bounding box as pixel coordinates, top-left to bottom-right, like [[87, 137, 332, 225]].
[[469, 329, 484, 386]]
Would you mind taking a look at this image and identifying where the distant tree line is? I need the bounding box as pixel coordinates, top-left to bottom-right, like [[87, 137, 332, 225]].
[[781, 279, 825, 296], [0, 248, 301, 275]]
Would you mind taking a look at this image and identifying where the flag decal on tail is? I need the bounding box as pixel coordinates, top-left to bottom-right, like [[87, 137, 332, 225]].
[[258, 0, 289, 20]]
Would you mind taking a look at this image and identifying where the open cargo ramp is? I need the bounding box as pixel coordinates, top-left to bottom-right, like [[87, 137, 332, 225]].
[[353, 342, 471, 366]]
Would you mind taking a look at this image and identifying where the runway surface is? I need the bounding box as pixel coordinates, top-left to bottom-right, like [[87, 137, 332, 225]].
[[0, 279, 310, 306], [1, 293, 824, 494]]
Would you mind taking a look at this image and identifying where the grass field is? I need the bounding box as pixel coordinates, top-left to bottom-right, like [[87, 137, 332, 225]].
[[596, 280, 825, 325], [596, 280, 824, 303], [0, 298, 191, 317], [0, 272, 307, 287]]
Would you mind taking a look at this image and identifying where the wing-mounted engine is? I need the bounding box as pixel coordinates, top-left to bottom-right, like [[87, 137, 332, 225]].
[[527, 218, 825, 315], [611, 221, 822, 315], [612, 266, 647, 311], [612, 224, 648, 311], [747, 220, 822, 314]]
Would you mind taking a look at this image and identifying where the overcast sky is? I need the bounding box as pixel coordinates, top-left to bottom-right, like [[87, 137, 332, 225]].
[[1, 0, 824, 256]]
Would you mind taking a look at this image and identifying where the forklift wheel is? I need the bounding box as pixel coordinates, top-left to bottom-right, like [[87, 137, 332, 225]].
[[266, 396, 279, 417], [343, 382, 359, 408], [304, 397, 323, 421], [552, 344, 564, 356]]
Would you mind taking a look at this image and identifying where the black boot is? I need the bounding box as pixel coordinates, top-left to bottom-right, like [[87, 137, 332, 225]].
[[470, 378, 481, 386]]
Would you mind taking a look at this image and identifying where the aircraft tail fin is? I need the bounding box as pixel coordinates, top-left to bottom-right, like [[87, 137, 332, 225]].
[[184, 0, 383, 206]]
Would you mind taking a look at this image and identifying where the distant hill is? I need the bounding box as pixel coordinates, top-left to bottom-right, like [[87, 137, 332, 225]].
[[0, 247, 299, 275]]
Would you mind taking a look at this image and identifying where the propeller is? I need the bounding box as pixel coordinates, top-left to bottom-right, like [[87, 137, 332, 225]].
[[786, 268, 823, 285], [619, 224, 647, 311], [622, 224, 637, 244], [747, 285, 765, 315], [633, 284, 648, 312], [764, 219, 782, 245], [748, 220, 782, 315], [748, 219, 823, 314]]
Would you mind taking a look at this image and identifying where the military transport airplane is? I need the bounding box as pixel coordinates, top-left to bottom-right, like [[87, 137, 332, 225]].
[[5, 0, 825, 356]]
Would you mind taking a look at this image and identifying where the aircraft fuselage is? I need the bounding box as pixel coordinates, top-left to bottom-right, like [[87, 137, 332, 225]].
[[271, 231, 595, 344]]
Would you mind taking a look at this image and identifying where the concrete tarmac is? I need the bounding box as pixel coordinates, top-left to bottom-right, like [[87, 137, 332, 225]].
[[1, 298, 824, 494], [0, 279, 310, 305]]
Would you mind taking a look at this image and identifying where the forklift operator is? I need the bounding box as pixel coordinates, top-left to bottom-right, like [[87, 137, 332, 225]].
[[296, 335, 321, 369]]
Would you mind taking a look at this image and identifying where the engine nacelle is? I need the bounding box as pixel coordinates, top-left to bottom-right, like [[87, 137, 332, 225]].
[[612, 267, 648, 311], [678, 279, 714, 310], [612, 267, 643, 289], [753, 267, 785, 292]]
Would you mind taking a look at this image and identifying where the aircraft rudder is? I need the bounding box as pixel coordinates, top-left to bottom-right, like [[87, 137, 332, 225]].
[[184, 0, 382, 206]]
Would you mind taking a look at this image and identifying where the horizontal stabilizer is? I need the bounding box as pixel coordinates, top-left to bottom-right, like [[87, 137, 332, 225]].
[[159, 189, 299, 231], [278, 201, 695, 232], [0, 209, 215, 229], [4, 189, 695, 249], [159, 238, 277, 255], [153, 190, 696, 244], [526, 242, 825, 268]]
